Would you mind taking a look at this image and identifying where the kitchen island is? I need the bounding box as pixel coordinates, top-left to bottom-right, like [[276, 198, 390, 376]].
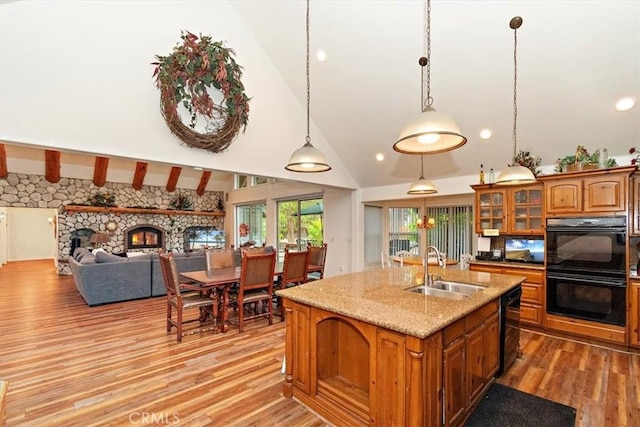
[[277, 265, 525, 427]]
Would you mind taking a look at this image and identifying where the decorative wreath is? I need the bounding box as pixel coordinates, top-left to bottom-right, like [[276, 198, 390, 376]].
[[152, 31, 250, 153], [239, 223, 250, 238]]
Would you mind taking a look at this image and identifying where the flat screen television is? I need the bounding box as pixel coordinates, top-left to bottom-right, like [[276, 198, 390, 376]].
[[505, 238, 544, 264]]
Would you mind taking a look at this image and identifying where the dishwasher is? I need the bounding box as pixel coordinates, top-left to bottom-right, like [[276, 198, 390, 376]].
[[497, 285, 521, 377]]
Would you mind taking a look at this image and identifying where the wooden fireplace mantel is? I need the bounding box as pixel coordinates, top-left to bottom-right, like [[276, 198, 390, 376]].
[[63, 205, 225, 217]]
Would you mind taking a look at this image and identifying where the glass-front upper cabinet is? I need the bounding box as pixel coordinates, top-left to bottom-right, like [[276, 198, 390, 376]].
[[474, 187, 507, 233], [472, 183, 544, 235], [509, 184, 544, 234]]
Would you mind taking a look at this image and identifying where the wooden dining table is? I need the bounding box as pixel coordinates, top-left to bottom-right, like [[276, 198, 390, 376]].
[[180, 261, 322, 332], [180, 267, 240, 333]]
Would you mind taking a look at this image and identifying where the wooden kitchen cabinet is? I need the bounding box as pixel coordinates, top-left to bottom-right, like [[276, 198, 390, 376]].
[[538, 166, 635, 216], [472, 183, 543, 235], [508, 185, 544, 234], [631, 177, 640, 235], [442, 301, 499, 426], [473, 186, 507, 233], [630, 279, 640, 348], [283, 299, 443, 426], [469, 263, 545, 328]]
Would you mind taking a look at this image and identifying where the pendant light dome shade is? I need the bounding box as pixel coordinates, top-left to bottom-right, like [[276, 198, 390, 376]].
[[393, 1, 466, 155], [394, 106, 467, 154], [495, 164, 535, 185], [407, 154, 438, 195], [285, 141, 331, 173], [407, 177, 438, 195]]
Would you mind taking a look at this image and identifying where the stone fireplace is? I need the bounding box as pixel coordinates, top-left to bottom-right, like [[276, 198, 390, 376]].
[[124, 224, 166, 252]]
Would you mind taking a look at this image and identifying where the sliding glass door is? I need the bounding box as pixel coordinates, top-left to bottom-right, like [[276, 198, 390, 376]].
[[277, 198, 323, 260]]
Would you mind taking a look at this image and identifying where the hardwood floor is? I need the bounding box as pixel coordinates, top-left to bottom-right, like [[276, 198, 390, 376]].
[[0, 260, 638, 426]]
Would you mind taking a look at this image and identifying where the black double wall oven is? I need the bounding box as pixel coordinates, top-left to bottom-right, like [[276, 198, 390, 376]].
[[545, 216, 627, 326]]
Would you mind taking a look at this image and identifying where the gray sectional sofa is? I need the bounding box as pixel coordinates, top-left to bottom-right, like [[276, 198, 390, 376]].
[[68, 248, 206, 306]]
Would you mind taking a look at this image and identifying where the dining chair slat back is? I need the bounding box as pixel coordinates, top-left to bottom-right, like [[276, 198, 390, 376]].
[[234, 252, 276, 332], [159, 253, 214, 342], [278, 249, 309, 320], [205, 249, 235, 270], [306, 242, 328, 281]]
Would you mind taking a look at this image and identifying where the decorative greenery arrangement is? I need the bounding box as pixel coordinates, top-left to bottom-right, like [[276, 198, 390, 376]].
[[554, 145, 617, 173], [629, 147, 640, 165], [169, 194, 193, 211], [152, 31, 250, 153], [89, 192, 116, 207], [511, 150, 542, 177]]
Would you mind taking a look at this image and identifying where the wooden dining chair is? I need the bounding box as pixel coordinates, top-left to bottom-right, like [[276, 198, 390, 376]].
[[276, 248, 309, 320], [306, 242, 327, 281], [205, 248, 235, 270], [158, 253, 215, 342], [381, 251, 403, 268], [230, 252, 276, 332]]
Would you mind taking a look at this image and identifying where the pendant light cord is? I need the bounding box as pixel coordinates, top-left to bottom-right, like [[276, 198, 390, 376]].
[[421, 0, 433, 111], [306, 0, 311, 144], [512, 21, 518, 160], [419, 154, 425, 178]]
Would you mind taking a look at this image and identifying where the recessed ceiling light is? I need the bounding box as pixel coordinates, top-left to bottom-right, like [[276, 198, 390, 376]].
[[193, 167, 203, 171], [480, 129, 492, 139], [376, 153, 384, 161], [615, 97, 636, 112], [316, 50, 327, 62]]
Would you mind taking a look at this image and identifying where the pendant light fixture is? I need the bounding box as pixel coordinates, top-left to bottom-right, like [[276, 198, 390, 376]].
[[495, 17, 536, 185], [393, 0, 467, 155], [285, 0, 331, 173], [407, 154, 438, 195]]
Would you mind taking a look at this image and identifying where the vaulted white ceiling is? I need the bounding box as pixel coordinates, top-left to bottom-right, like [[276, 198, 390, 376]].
[[1, 1, 638, 193]]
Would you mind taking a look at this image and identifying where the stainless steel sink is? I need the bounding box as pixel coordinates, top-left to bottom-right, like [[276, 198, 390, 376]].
[[408, 286, 470, 299], [429, 280, 485, 295], [406, 281, 485, 300]]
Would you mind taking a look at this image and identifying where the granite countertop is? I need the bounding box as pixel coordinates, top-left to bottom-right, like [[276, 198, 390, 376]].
[[277, 266, 526, 339], [470, 260, 546, 271]]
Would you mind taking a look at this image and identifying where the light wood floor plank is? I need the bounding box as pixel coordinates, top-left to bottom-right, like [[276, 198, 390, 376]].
[[1, 260, 638, 426]]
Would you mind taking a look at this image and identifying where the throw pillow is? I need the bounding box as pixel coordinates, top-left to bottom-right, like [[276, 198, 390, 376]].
[[79, 253, 96, 264], [74, 247, 89, 260], [93, 247, 107, 255], [126, 251, 147, 258], [95, 251, 127, 263]]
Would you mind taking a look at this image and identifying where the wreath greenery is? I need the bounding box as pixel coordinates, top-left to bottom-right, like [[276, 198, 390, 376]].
[[152, 31, 250, 153]]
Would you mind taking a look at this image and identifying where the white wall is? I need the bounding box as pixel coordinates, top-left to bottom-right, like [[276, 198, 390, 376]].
[[0, 0, 357, 190], [6, 208, 58, 262]]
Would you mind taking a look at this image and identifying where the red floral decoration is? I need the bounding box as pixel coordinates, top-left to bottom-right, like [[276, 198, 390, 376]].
[[630, 147, 639, 165], [239, 223, 250, 237]]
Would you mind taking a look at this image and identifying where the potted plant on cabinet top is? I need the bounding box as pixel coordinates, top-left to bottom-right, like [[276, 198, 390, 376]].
[[554, 145, 617, 173]]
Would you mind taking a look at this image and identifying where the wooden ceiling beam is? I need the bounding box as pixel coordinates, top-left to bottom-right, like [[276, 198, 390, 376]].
[[166, 166, 182, 192], [44, 150, 61, 183], [0, 144, 7, 179], [196, 170, 212, 196], [132, 162, 148, 190], [93, 156, 109, 187]]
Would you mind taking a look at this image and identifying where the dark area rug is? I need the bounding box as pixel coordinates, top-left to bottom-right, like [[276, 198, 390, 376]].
[[465, 383, 577, 427]]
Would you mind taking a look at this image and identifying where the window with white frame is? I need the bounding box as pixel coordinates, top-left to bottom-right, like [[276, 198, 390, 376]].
[[236, 203, 266, 247], [252, 176, 268, 186], [388, 207, 420, 255]]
